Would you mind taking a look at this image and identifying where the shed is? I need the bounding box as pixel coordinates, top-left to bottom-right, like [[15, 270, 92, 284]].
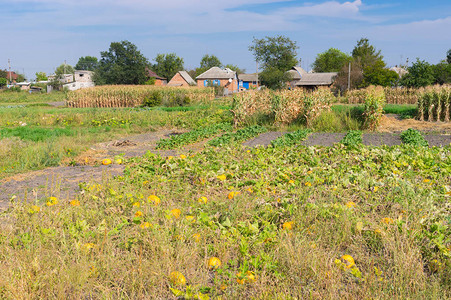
[[168, 71, 196, 87]]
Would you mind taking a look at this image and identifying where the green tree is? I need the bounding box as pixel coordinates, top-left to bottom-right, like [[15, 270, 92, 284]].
[[0, 69, 6, 78], [312, 48, 351, 72], [152, 53, 184, 80], [0, 77, 7, 87], [35, 72, 48, 81], [200, 54, 222, 69], [75, 56, 98, 71], [249, 35, 299, 89], [94, 40, 150, 85], [195, 54, 222, 77], [400, 58, 435, 88], [352, 38, 383, 69], [15, 73, 26, 82], [432, 61, 451, 84], [55, 63, 75, 75], [362, 60, 399, 87], [447, 49, 451, 64]]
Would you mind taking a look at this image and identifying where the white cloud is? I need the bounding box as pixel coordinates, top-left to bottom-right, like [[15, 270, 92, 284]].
[[277, 0, 362, 18]]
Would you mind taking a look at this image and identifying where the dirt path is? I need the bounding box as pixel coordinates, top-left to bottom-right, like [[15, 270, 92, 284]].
[[1, 119, 450, 210]]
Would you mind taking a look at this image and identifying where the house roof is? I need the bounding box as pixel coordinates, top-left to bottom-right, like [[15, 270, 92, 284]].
[[238, 73, 259, 82], [294, 72, 338, 86], [6, 71, 18, 80], [196, 67, 236, 80], [178, 71, 196, 85], [146, 69, 166, 80]]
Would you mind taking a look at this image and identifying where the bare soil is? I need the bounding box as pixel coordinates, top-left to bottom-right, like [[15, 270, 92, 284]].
[[1, 115, 450, 210]]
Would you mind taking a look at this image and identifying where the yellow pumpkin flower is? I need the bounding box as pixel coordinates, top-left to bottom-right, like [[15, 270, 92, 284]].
[[171, 209, 181, 219], [198, 196, 208, 204], [217, 174, 227, 181], [305, 181, 312, 187], [228, 191, 239, 199], [70, 200, 80, 207], [345, 201, 356, 208], [192, 233, 201, 242], [236, 271, 256, 284], [185, 215, 195, 222], [148, 195, 161, 205], [382, 217, 394, 224], [282, 221, 294, 230], [135, 211, 144, 218], [140, 222, 152, 229], [46, 197, 58, 206], [179, 154, 186, 159]]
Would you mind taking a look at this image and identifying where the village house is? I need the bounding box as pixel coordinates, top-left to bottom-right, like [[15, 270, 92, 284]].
[[287, 66, 337, 89], [146, 69, 167, 86], [168, 71, 196, 87], [238, 73, 259, 91], [196, 67, 238, 94], [5, 71, 18, 84], [63, 70, 95, 91]]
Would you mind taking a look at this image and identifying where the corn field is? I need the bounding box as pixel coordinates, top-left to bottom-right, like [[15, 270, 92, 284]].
[[418, 85, 451, 122], [231, 88, 334, 126], [362, 86, 386, 131], [66, 86, 215, 108], [346, 86, 419, 104]]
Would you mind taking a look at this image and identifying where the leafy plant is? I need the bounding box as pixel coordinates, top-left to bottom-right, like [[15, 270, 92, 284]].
[[341, 130, 363, 147], [208, 125, 267, 146], [271, 129, 311, 147], [400, 128, 428, 147]]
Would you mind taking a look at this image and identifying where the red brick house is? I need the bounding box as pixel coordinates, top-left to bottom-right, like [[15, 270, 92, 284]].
[[146, 69, 167, 86], [196, 67, 238, 94], [168, 71, 196, 87], [5, 71, 18, 83]]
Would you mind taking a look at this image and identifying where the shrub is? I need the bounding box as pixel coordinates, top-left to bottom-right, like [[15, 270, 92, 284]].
[[341, 130, 363, 147], [400, 128, 428, 147], [142, 91, 163, 107]]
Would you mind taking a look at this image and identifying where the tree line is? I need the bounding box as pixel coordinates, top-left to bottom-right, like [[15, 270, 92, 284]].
[[8, 37, 449, 90]]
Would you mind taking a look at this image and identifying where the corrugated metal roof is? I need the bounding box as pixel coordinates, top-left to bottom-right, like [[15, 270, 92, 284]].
[[196, 67, 236, 80], [178, 71, 196, 85], [238, 73, 258, 82], [294, 72, 338, 86], [146, 69, 166, 80]]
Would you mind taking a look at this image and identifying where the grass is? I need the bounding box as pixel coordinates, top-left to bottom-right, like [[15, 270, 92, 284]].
[[0, 144, 449, 298], [383, 104, 418, 119], [0, 90, 66, 104], [0, 91, 450, 298]]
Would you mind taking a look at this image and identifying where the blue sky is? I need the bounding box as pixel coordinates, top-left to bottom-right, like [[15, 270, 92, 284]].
[[1, 0, 450, 80]]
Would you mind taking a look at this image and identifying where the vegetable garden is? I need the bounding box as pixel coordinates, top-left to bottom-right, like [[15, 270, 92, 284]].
[[0, 87, 450, 299]]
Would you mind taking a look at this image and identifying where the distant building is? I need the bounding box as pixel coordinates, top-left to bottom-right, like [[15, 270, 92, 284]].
[[62, 70, 95, 91], [389, 66, 408, 78], [48, 73, 74, 84], [238, 73, 259, 90], [168, 71, 196, 87], [5, 71, 18, 83], [146, 69, 167, 86], [196, 67, 238, 94], [288, 66, 337, 89]]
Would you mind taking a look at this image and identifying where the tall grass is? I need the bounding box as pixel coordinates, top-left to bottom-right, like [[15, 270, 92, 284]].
[[345, 86, 419, 105]]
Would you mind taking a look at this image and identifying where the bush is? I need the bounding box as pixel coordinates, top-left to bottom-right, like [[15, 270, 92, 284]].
[[142, 91, 163, 107], [341, 130, 363, 147], [400, 128, 428, 147]]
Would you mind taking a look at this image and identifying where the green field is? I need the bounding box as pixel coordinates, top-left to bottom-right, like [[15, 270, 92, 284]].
[[0, 90, 449, 299]]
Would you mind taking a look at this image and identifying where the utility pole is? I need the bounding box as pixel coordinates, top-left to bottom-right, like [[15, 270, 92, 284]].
[[8, 58, 12, 85], [347, 62, 351, 91], [256, 61, 259, 89]]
